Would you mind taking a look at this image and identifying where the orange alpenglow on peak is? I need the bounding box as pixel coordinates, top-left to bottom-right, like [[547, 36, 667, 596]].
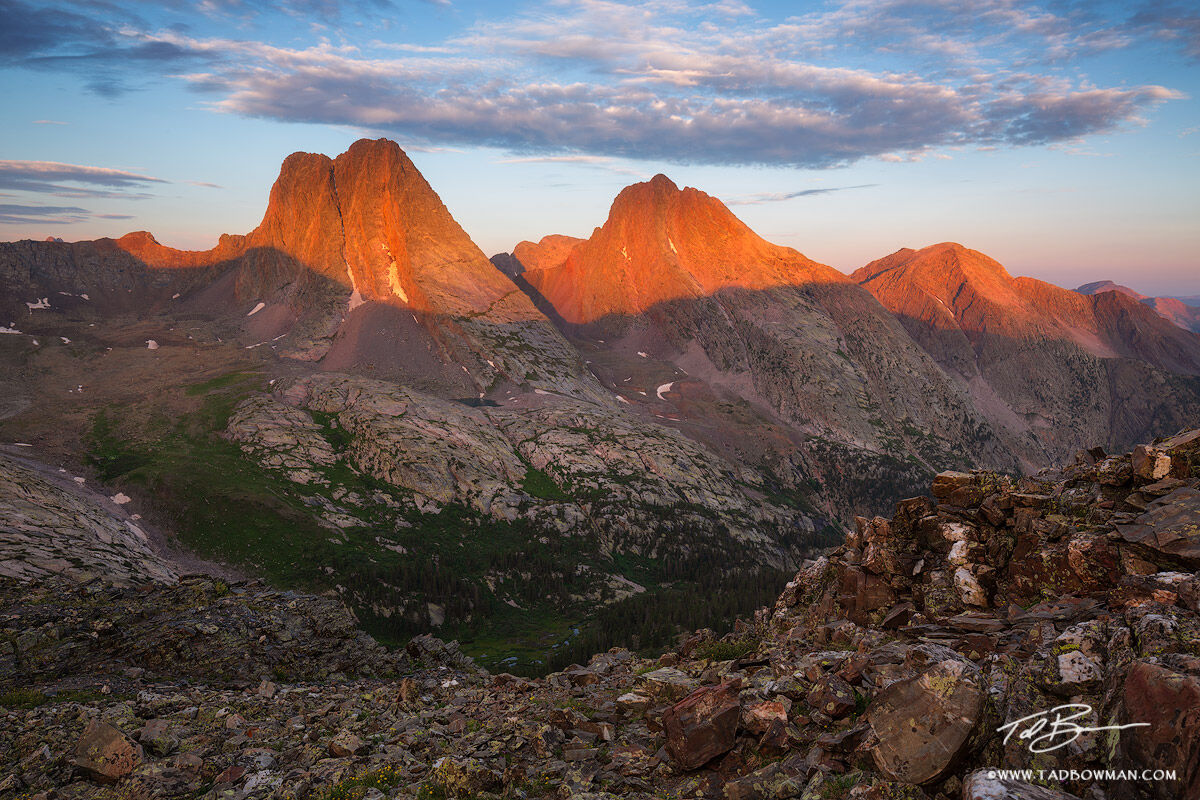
[[109, 138, 540, 322], [523, 174, 846, 324], [852, 241, 1200, 373]]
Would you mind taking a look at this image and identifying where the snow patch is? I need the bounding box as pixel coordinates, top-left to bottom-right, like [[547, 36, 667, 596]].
[[111, 493, 131, 505], [656, 381, 675, 400], [534, 389, 551, 395], [668, 237, 678, 254], [72, 476, 85, 485], [171, 293, 180, 300], [0, 325, 21, 334], [80, 294, 89, 301], [345, 259, 365, 311], [381, 243, 409, 302], [25, 298, 50, 311], [615, 395, 630, 404], [146, 340, 159, 350], [59, 337, 70, 344], [247, 302, 266, 316], [636, 351, 648, 358]]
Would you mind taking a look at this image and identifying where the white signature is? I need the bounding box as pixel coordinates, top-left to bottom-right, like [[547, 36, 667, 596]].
[[998, 704, 1150, 753]]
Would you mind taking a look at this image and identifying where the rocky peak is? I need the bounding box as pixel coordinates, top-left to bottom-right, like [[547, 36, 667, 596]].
[[524, 176, 844, 324], [241, 138, 531, 320]]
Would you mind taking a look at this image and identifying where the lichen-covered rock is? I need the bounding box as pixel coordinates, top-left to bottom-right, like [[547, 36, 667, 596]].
[[868, 659, 985, 785], [1117, 661, 1200, 800], [71, 720, 142, 783]]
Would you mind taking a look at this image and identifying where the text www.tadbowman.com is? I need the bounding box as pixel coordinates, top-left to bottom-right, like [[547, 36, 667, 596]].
[[986, 769, 1177, 782]]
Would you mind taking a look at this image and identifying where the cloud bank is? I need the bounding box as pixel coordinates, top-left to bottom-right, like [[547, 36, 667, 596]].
[[1, 0, 1190, 168]]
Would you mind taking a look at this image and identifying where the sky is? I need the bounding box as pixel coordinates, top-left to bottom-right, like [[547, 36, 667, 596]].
[[1, 0, 1198, 295]]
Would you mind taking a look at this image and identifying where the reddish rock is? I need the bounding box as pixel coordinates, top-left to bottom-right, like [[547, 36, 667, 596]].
[[1118, 661, 1200, 800], [1116, 488, 1200, 568], [71, 720, 141, 784], [839, 565, 897, 624], [868, 659, 984, 785], [740, 700, 788, 736], [524, 174, 847, 325], [328, 730, 366, 757], [663, 681, 741, 770], [1132, 445, 1172, 481], [807, 673, 857, 719]]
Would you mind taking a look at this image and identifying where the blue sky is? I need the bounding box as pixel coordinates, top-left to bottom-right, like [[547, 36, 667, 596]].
[[2, 0, 1198, 294]]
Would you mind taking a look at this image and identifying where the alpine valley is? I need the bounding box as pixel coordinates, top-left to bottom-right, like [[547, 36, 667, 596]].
[[3, 139, 1200, 676]]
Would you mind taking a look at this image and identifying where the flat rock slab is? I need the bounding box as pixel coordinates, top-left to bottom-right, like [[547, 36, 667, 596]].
[[1116, 487, 1200, 567], [868, 658, 984, 785]]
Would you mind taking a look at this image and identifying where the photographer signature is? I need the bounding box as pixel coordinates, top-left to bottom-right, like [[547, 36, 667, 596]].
[[998, 704, 1149, 753]]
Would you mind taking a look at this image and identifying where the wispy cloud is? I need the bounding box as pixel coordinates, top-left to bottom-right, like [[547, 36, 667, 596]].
[[0, 160, 168, 199], [32, 119, 67, 125], [726, 184, 880, 205], [0, 203, 90, 224]]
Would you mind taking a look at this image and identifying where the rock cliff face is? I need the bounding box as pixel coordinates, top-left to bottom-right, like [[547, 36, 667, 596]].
[[226, 372, 815, 569], [0, 139, 597, 398], [854, 243, 1200, 464], [3, 431, 1198, 800], [0, 143, 836, 672], [0, 448, 176, 586]]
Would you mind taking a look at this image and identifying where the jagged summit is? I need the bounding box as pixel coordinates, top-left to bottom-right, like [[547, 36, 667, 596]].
[[109, 138, 538, 322], [522, 175, 843, 324]]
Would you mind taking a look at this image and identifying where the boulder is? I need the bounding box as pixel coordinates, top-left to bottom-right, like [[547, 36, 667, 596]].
[[137, 719, 178, 757], [1132, 445, 1172, 481], [1118, 661, 1200, 800], [328, 730, 366, 757], [639, 667, 699, 702], [663, 681, 741, 770], [806, 673, 857, 719], [71, 720, 142, 784], [722, 753, 811, 800], [740, 700, 788, 736], [868, 659, 985, 785]]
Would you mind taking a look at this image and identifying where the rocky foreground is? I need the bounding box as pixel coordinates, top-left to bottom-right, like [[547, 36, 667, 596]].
[[3, 431, 1200, 800]]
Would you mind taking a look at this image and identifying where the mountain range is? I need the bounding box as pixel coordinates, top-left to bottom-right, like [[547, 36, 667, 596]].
[[1076, 279, 1200, 334], [2, 137, 1198, 670]]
